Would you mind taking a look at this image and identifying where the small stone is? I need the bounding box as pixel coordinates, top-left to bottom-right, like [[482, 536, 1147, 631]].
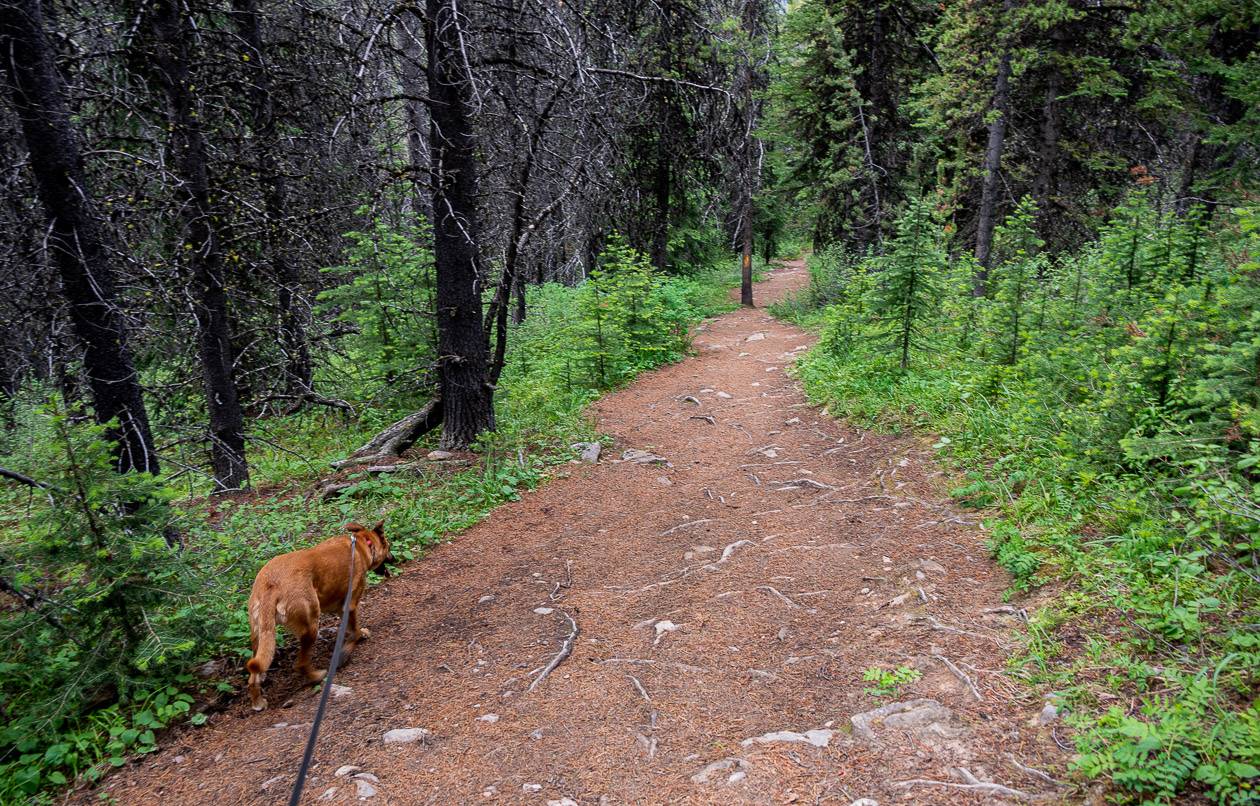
[[523, 783, 543, 793], [1032, 703, 1059, 726], [330, 684, 352, 699], [382, 727, 431, 744], [196, 659, 226, 679], [534, 607, 554, 615], [571, 442, 601, 463], [355, 778, 379, 799], [172, 755, 185, 764], [917, 559, 947, 574], [850, 699, 965, 744], [621, 449, 671, 466], [655, 620, 679, 635], [716, 391, 733, 399], [547, 799, 578, 806], [354, 773, 381, 784], [728, 770, 747, 783], [745, 332, 766, 342], [690, 757, 748, 784], [476, 713, 500, 723], [529, 728, 544, 740], [482, 786, 498, 798], [478, 594, 496, 604], [335, 765, 361, 777], [882, 556, 892, 564], [319, 788, 338, 801], [849, 799, 880, 806], [785, 418, 800, 425], [656, 476, 672, 486], [427, 450, 455, 460]]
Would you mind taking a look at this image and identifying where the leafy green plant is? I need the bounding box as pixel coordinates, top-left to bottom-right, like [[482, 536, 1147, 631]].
[[862, 665, 922, 698]]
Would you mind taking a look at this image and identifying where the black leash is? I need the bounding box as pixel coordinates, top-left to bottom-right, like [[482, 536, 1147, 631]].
[[287, 533, 357, 806]]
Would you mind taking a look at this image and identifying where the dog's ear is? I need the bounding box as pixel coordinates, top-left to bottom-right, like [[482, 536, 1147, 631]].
[[372, 520, 386, 537], [345, 522, 364, 533]]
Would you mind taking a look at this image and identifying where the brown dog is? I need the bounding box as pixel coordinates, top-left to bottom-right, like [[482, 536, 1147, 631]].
[[246, 521, 393, 710]]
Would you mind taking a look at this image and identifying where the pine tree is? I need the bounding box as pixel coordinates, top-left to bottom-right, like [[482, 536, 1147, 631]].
[[869, 197, 946, 370]]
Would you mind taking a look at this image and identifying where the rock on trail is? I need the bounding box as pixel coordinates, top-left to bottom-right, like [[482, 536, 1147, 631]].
[[87, 261, 1067, 805]]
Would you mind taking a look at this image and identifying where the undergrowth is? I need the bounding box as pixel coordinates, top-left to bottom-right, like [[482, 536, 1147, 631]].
[[773, 194, 1260, 805], [0, 236, 744, 801]]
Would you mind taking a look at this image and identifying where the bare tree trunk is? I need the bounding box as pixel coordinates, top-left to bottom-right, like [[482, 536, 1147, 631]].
[[740, 206, 754, 307], [424, 0, 494, 450], [1032, 37, 1061, 243], [149, 0, 249, 490], [231, 0, 312, 398], [973, 1, 1014, 296], [0, 0, 160, 475]]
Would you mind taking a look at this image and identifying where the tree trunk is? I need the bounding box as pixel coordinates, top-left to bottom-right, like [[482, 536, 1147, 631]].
[[0, 0, 160, 475], [149, 0, 249, 490], [740, 204, 755, 307], [973, 2, 1014, 296], [1032, 33, 1062, 243], [650, 133, 672, 273], [424, 0, 495, 450], [231, 0, 312, 398]]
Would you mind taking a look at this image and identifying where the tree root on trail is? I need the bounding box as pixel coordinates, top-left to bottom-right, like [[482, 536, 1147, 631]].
[[756, 585, 800, 608], [894, 768, 1035, 801], [331, 397, 443, 468], [528, 610, 577, 692], [934, 654, 984, 701]]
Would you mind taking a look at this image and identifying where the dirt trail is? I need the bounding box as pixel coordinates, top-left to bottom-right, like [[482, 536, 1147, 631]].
[[92, 262, 1070, 805]]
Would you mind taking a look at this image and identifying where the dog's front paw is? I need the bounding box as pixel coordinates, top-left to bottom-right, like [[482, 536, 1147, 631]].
[[305, 668, 327, 683], [357, 627, 371, 640], [251, 698, 268, 711]]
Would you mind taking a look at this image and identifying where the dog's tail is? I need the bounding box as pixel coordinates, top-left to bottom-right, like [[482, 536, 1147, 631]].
[[246, 592, 276, 711]]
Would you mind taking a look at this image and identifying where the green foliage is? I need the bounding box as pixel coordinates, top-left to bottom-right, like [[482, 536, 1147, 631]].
[[862, 665, 922, 698], [782, 196, 1260, 803], [868, 197, 946, 370], [0, 409, 207, 799], [317, 216, 437, 393]]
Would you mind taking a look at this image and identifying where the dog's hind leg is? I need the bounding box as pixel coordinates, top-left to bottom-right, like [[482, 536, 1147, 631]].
[[289, 598, 326, 683], [246, 592, 276, 711]]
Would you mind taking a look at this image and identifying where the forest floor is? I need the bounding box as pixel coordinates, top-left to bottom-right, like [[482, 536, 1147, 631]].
[[83, 262, 1075, 805]]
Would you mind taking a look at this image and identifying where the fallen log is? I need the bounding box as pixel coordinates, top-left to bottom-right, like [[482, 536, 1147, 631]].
[[331, 397, 444, 469]]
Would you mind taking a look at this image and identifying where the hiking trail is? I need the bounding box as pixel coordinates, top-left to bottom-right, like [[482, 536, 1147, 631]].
[[90, 262, 1071, 805]]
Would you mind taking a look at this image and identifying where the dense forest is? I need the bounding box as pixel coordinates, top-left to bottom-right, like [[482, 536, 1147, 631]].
[[0, 0, 1257, 801]]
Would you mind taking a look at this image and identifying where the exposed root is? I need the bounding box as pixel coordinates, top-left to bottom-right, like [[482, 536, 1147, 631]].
[[626, 674, 651, 704], [756, 585, 799, 608], [934, 654, 984, 701], [689, 415, 716, 425], [528, 611, 578, 692], [660, 518, 718, 536], [1006, 754, 1063, 787], [775, 478, 836, 491], [911, 614, 1009, 647], [894, 768, 1034, 801]]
